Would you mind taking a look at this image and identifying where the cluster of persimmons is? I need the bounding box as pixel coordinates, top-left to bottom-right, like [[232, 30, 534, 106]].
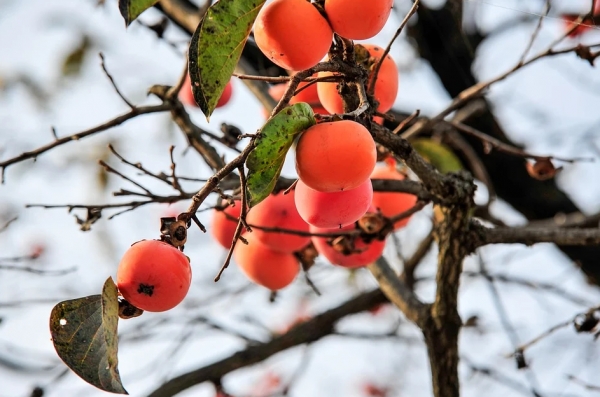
[[210, 0, 417, 291], [115, 0, 419, 314]]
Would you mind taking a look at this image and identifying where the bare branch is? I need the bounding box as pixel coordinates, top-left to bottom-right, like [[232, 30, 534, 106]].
[[0, 264, 76, 276], [449, 120, 591, 164], [367, 257, 427, 325], [474, 222, 600, 247], [369, 0, 419, 96], [99, 52, 134, 109], [0, 104, 171, 182], [146, 289, 388, 397], [517, 1, 550, 66]]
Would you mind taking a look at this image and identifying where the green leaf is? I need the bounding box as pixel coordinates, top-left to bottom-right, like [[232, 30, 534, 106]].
[[189, 0, 266, 120], [50, 277, 127, 395], [246, 103, 316, 207], [411, 138, 463, 174], [118, 0, 159, 26]]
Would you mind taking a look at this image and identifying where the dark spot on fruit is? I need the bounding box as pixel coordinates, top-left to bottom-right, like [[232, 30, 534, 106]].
[[138, 283, 154, 296]]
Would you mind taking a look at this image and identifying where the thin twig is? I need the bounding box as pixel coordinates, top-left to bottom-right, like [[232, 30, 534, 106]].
[[392, 110, 420, 134], [388, 201, 428, 224], [99, 52, 135, 109], [517, 1, 550, 66], [567, 374, 600, 392], [99, 160, 152, 194], [0, 217, 17, 234], [369, 0, 419, 96], [478, 255, 542, 393], [166, 57, 190, 99], [401, 230, 434, 289], [169, 146, 183, 193], [0, 264, 76, 276], [214, 166, 249, 282], [108, 144, 173, 185], [0, 104, 172, 182], [401, 42, 600, 139], [449, 120, 592, 163]]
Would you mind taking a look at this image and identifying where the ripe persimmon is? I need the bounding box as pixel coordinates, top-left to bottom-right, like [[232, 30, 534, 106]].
[[117, 240, 192, 312], [310, 208, 386, 268], [296, 120, 376, 192], [266, 81, 328, 118], [317, 44, 398, 114], [211, 201, 242, 249], [371, 163, 418, 230], [254, 0, 333, 71], [180, 75, 233, 108], [325, 0, 393, 40], [268, 81, 320, 105], [295, 178, 373, 228], [246, 190, 310, 253], [233, 232, 299, 290]]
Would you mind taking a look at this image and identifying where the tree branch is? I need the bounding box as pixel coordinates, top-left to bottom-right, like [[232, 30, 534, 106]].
[[146, 289, 388, 397], [0, 104, 171, 182], [474, 223, 600, 247], [367, 257, 427, 326]]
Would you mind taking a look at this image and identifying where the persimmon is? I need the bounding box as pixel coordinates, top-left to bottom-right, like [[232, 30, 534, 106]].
[[371, 163, 418, 230], [216, 80, 233, 107], [179, 75, 233, 108], [325, 0, 393, 40], [266, 81, 328, 119], [295, 179, 373, 228], [246, 190, 310, 253], [116, 240, 192, 312], [254, 0, 333, 71], [317, 44, 398, 114], [233, 232, 299, 290], [211, 201, 242, 249], [310, 208, 386, 268], [296, 120, 376, 192], [268, 81, 320, 105]]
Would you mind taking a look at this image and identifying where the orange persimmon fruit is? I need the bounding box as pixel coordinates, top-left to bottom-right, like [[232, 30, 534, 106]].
[[310, 207, 386, 268], [211, 200, 242, 249], [117, 240, 192, 312], [325, 0, 393, 40], [371, 163, 418, 230], [254, 0, 333, 71], [295, 120, 376, 192], [233, 232, 300, 290], [295, 178, 373, 228], [317, 44, 398, 114], [246, 190, 310, 253]]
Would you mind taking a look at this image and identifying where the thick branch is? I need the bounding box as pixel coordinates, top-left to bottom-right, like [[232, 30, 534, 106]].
[[367, 257, 427, 326], [474, 223, 600, 247], [146, 289, 387, 397], [423, 189, 475, 397]]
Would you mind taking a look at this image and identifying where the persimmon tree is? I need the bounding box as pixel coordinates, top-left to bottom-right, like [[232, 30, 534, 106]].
[[1, 1, 600, 397]]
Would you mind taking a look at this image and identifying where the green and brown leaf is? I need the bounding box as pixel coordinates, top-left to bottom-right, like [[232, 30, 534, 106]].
[[246, 103, 315, 207], [188, 0, 266, 119], [49, 277, 127, 394]]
